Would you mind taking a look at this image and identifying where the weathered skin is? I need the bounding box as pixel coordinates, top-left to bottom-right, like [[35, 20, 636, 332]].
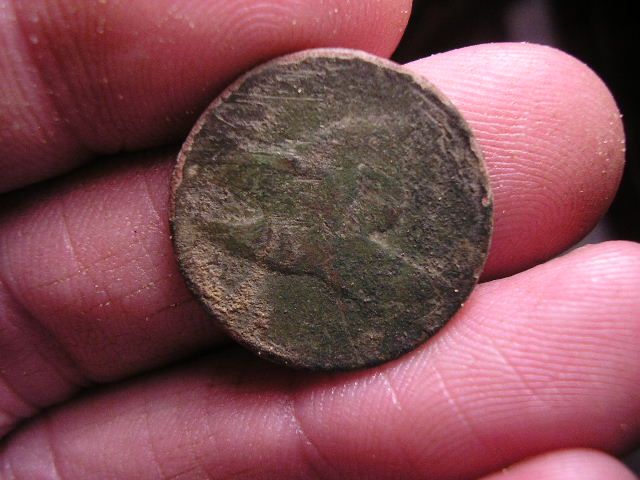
[[171, 49, 493, 370]]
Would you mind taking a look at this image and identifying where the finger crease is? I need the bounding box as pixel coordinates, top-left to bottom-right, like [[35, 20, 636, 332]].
[[287, 386, 337, 480], [485, 335, 548, 408], [142, 393, 167, 479], [43, 414, 66, 480], [432, 364, 486, 450], [0, 274, 92, 393]]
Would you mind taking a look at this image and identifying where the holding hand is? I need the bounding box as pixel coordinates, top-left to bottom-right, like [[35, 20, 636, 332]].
[[0, 1, 637, 479]]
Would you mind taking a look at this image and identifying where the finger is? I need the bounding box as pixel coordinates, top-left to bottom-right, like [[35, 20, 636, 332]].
[[406, 43, 625, 279], [0, 43, 626, 436], [480, 449, 638, 480], [0, 152, 220, 437], [1, 242, 639, 479], [0, 0, 411, 192]]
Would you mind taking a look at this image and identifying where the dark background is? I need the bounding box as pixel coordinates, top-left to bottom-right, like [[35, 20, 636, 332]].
[[391, 0, 638, 472], [392, 0, 638, 246]]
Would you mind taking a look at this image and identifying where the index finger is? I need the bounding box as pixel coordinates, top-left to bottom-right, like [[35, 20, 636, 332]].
[[0, 0, 411, 192]]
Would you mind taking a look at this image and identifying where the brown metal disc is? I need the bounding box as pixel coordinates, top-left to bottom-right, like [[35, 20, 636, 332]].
[[171, 49, 492, 370]]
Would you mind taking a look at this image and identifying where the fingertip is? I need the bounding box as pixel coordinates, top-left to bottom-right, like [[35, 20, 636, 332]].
[[481, 449, 638, 480], [527, 240, 640, 305], [406, 42, 625, 278], [568, 240, 640, 275]]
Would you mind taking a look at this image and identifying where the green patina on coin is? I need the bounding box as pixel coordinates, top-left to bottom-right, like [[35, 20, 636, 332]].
[[171, 49, 493, 370]]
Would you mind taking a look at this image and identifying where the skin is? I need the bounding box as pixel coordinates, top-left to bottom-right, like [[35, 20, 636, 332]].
[[479, 449, 639, 480], [0, 0, 637, 479]]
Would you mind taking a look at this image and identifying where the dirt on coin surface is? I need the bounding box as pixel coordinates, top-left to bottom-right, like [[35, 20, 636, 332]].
[[171, 48, 493, 370]]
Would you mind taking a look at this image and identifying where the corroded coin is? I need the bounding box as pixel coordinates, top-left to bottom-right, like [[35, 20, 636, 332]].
[[171, 49, 492, 370]]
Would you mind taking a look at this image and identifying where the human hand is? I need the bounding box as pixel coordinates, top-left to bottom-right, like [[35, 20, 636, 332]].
[[0, 1, 638, 479]]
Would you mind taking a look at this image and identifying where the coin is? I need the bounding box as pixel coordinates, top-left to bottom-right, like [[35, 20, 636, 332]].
[[171, 49, 492, 370]]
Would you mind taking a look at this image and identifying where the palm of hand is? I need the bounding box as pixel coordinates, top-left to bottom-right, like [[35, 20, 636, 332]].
[[0, 1, 637, 479]]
